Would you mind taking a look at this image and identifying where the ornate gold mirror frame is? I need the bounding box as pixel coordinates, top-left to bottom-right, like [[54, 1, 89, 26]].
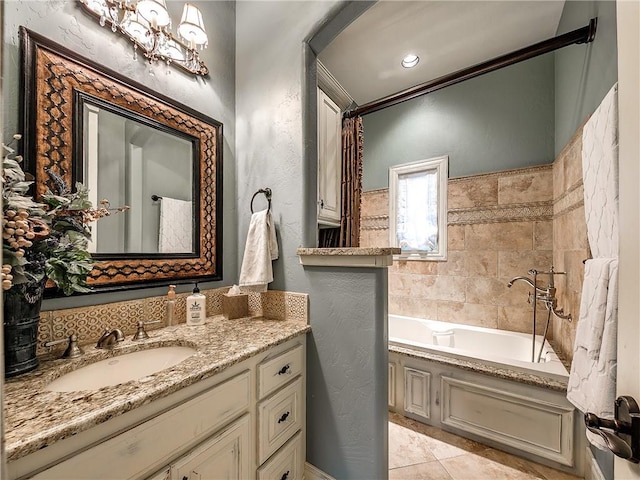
[[20, 27, 223, 293]]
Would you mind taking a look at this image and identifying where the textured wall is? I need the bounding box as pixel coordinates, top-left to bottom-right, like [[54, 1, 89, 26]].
[[551, 127, 588, 364], [361, 165, 555, 335], [2, 0, 237, 308], [362, 54, 555, 189], [554, 0, 618, 155]]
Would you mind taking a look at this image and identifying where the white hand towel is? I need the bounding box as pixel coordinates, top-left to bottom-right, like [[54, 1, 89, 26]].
[[239, 209, 278, 293], [567, 258, 618, 450], [159, 197, 192, 253]]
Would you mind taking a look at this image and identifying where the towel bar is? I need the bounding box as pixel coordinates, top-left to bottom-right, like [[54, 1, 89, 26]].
[[251, 188, 272, 213]]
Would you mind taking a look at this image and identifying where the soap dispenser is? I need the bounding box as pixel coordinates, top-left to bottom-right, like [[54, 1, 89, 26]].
[[186, 283, 206, 326]]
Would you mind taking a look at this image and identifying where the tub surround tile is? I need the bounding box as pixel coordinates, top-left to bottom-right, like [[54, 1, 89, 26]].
[[389, 296, 438, 319], [392, 259, 439, 276], [447, 225, 465, 251], [498, 168, 553, 205], [361, 188, 389, 217], [498, 250, 554, 280], [437, 302, 498, 329], [448, 176, 498, 209], [464, 251, 498, 277], [5, 316, 310, 462], [436, 251, 466, 276], [465, 223, 533, 251], [497, 305, 547, 336], [533, 221, 553, 251], [466, 277, 520, 307]]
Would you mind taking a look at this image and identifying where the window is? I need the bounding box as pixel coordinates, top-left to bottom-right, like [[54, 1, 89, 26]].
[[389, 156, 448, 260]]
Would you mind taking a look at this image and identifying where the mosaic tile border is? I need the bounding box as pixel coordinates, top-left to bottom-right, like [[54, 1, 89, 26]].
[[37, 287, 309, 355], [553, 181, 584, 217], [448, 202, 553, 225], [361, 214, 389, 231]]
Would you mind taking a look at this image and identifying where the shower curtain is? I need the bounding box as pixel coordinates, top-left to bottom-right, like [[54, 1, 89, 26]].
[[319, 116, 363, 248]]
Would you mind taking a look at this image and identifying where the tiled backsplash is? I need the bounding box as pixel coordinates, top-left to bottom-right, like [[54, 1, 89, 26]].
[[38, 288, 308, 357]]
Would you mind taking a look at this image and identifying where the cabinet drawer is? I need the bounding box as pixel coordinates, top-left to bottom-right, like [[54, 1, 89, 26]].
[[257, 431, 303, 480], [34, 371, 251, 480], [258, 344, 303, 399], [258, 377, 303, 464]]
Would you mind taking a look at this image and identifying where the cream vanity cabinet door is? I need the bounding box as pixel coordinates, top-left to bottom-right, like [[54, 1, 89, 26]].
[[170, 415, 251, 480], [317, 87, 342, 226]]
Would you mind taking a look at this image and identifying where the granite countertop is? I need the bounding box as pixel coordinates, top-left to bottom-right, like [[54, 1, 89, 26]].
[[389, 344, 569, 392], [296, 247, 400, 256], [4, 315, 310, 462]]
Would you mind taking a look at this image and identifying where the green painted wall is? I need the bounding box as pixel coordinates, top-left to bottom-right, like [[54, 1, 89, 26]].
[[554, 0, 618, 154], [362, 53, 555, 190]]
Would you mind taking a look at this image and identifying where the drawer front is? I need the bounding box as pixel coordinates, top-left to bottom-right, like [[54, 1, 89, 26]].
[[258, 377, 303, 464], [257, 431, 303, 480], [258, 344, 304, 399], [34, 371, 251, 480]]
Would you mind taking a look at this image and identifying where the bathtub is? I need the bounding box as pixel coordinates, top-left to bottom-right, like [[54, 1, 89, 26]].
[[387, 314, 582, 475], [388, 314, 568, 378]]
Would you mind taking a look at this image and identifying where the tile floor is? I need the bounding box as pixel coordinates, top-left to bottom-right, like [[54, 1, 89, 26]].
[[389, 412, 583, 480]]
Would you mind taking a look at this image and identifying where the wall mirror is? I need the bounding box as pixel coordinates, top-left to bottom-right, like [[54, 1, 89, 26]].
[[21, 27, 222, 292]]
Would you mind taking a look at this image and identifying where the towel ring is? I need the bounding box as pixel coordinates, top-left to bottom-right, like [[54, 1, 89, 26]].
[[251, 188, 272, 214]]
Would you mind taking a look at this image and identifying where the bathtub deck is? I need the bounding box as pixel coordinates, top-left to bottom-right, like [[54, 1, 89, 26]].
[[389, 412, 582, 480]]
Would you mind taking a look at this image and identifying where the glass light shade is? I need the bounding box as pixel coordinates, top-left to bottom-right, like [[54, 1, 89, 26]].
[[159, 38, 185, 61], [83, 0, 109, 16], [122, 12, 152, 48], [178, 4, 208, 46], [136, 0, 171, 27], [402, 54, 420, 68]]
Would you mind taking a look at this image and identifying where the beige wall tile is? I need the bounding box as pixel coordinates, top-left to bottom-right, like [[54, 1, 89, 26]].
[[465, 251, 498, 277], [447, 225, 465, 251], [437, 302, 498, 328], [553, 154, 566, 201], [497, 304, 547, 335], [391, 260, 438, 275], [498, 250, 554, 280], [465, 222, 533, 251], [388, 295, 438, 319], [467, 277, 521, 307], [437, 251, 466, 276], [554, 207, 588, 251], [534, 220, 553, 250], [562, 132, 583, 191], [361, 189, 389, 217], [449, 175, 498, 209], [498, 168, 553, 205]]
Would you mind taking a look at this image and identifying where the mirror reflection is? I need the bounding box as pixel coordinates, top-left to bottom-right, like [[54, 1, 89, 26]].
[[82, 101, 196, 255]]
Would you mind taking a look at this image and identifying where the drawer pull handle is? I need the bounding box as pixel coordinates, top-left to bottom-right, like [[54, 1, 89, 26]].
[[278, 412, 290, 423], [277, 364, 291, 375], [281, 471, 290, 480]]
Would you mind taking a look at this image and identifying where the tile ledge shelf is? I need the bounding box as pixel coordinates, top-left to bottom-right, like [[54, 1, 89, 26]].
[[297, 247, 400, 268]]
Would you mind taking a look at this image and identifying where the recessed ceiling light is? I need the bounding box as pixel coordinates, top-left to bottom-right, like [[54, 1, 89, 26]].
[[401, 54, 419, 68]]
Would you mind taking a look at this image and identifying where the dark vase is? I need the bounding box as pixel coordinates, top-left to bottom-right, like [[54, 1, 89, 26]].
[[3, 281, 45, 378]]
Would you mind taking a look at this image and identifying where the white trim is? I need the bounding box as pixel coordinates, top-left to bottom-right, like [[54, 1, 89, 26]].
[[305, 462, 336, 480], [389, 156, 448, 261], [317, 60, 354, 111]]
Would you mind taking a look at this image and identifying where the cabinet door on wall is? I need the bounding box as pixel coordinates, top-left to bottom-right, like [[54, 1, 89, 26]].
[[317, 88, 342, 226], [170, 415, 250, 480]]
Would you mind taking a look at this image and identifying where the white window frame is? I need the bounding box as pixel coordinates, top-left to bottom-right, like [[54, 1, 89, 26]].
[[389, 156, 448, 261]]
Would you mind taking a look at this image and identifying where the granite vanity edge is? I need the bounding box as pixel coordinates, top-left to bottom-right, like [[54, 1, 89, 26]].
[[5, 319, 311, 462], [296, 247, 400, 256], [389, 345, 568, 392]]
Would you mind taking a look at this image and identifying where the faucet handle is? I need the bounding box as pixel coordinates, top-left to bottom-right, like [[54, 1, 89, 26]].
[[132, 320, 162, 341], [43, 334, 84, 359]]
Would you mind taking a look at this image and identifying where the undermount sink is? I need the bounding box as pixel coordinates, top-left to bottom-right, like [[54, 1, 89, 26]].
[[46, 346, 197, 392]]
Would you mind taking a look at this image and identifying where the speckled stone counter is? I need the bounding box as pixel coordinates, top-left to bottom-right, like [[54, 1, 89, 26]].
[[4, 315, 310, 462], [297, 247, 400, 267], [389, 344, 569, 392]]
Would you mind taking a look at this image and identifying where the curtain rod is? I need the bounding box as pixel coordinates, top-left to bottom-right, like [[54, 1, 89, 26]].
[[344, 18, 597, 119]]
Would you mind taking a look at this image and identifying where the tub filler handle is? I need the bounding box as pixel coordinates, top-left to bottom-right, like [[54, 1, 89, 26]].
[[585, 396, 640, 463]]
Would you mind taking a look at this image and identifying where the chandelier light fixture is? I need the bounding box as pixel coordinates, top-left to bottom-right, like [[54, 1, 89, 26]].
[[79, 0, 209, 76]]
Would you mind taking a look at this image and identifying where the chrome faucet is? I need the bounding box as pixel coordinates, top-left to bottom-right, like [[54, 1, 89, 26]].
[[96, 328, 125, 349], [507, 276, 548, 294]]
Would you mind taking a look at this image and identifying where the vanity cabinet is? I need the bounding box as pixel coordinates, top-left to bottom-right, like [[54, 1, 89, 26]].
[[317, 87, 342, 226], [14, 336, 306, 480]]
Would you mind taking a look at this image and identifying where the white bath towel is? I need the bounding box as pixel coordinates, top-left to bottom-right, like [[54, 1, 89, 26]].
[[239, 209, 278, 293], [567, 83, 619, 451], [159, 197, 193, 253]]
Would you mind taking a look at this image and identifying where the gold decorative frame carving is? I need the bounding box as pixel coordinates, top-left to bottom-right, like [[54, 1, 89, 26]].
[[21, 27, 223, 293]]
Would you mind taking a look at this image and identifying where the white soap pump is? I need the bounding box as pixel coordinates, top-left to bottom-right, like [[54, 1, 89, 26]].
[[186, 283, 206, 326]]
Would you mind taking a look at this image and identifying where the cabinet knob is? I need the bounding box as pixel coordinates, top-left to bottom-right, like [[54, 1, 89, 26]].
[[277, 364, 291, 375], [280, 471, 290, 480], [278, 412, 290, 423]]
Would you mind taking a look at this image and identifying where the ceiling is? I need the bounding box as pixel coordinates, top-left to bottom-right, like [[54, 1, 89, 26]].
[[318, 1, 565, 106]]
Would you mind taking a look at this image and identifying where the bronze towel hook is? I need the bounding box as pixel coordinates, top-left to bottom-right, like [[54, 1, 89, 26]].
[[250, 188, 272, 214]]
